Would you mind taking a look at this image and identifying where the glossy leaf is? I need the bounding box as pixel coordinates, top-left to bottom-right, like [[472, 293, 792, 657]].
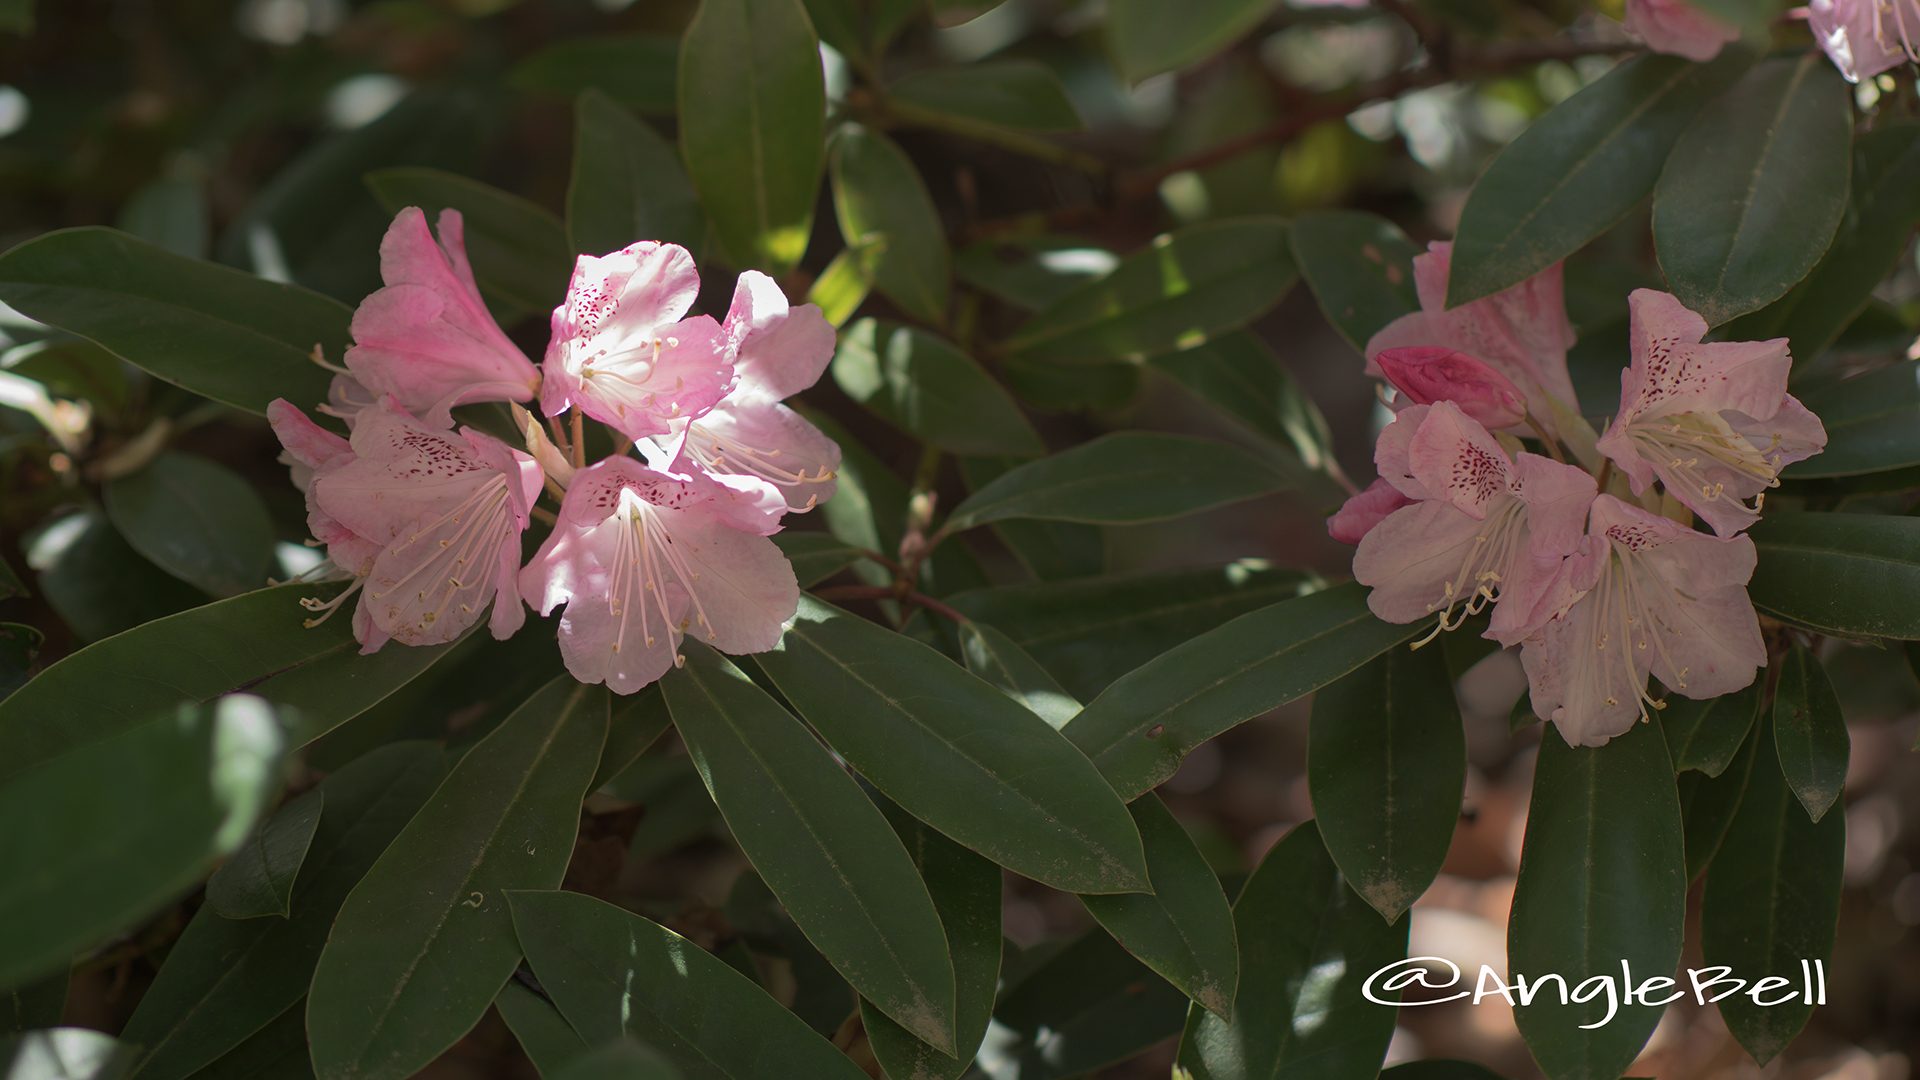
[[753, 597, 1149, 894], [1661, 681, 1761, 778], [2, 972, 64, 1036], [204, 788, 324, 920], [1149, 331, 1333, 475], [1064, 582, 1425, 799], [1653, 54, 1853, 327], [553, 1040, 683, 1080], [1785, 361, 1920, 479], [944, 433, 1290, 531], [1747, 512, 1920, 640], [1680, 726, 1759, 881], [1771, 645, 1849, 823], [1508, 722, 1685, 1080], [774, 531, 863, 588], [508, 889, 870, 1079], [0, 228, 345, 414], [806, 248, 874, 327], [831, 320, 1040, 456], [954, 457, 1103, 582], [590, 688, 673, 791], [103, 452, 275, 598], [829, 126, 950, 325], [1309, 645, 1465, 922], [567, 91, 710, 261], [664, 646, 958, 1052], [1289, 210, 1420, 351], [24, 509, 201, 643], [1701, 716, 1844, 1065], [495, 982, 592, 1077], [1449, 49, 1753, 306], [1175, 821, 1406, 1079], [957, 620, 1082, 730], [511, 35, 678, 113], [889, 61, 1082, 132], [1107, 0, 1273, 81], [1006, 218, 1295, 363], [191, 1003, 315, 1080], [306, 678, 608, 1080], [987, 930, 1190, 1079], [953, 235, 1116, 313], [678, 0, 825, 274], [366, 167, 572, 317]]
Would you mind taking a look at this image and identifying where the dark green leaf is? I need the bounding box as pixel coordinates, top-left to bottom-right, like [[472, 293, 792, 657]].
[[1771, 645, 1849, 823], [23, 509, 201, 643], [679, 0, 825, 274], [0, 625, 42, 703], [1064, 583, 1425, 799], [1309, 645, 1464, 922], [1381, 1063, 1508, 1080], [0, 228, 345, 414], [511, 36, 678, 113], [804, 0, 917, 66], [509, 889, 870, 1078], [1680, 725, 1759, 881], [1107, 0, 1273, 81], [1747, 512, 1920, 640], [832, 320, 1038, 455], [191, 1004, 314, 1080], [775, 531, 863, 589], [953, 236, 1116, 313], [366, 167, 571, 319], [1289, 210, 1420, 351], [828, 127, 950, 325], [1149, 331, 1333, 476], [554, 1040, 683, 1080], [958, 620, 1082, 730], [495, 982, 592, 1077], [1508, 722, 1685, 1080], [1784, 360, 1920, 479], [753, 597, 1149, 893], [954, 457, 1103, 582], [204, 788, 324, 920], [590, 688, 672, 791], [0, 0, 30, 33], [1661, 681, 1761, 777], [103, 452, 274, 598], [1653, 54, 1853, 327], [2, 973, 65, 1035], [1701, 715, 1844, 1065], [989, 930, 1189, 1079], [567, 91, 711, 262], [944, 433, 1290, 531], [306, 678, 607, 1080], [1175, 821, 1405, 1079], [0, 554, 23, 601], [999, 356, 1141, 412], [117, 160, 210, 261], [889, 61, 1082, 132]]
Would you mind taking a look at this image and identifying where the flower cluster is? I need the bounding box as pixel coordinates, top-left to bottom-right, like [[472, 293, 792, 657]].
[[1623, 0, 1920, 83], [272, 208, 839, 694], [1330, 242, 1827, 746]]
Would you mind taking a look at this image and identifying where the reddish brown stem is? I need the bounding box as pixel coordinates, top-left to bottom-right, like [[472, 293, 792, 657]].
[[813, 584, 970, 625]]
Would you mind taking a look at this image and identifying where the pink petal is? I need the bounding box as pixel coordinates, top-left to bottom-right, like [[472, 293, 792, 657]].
[[723, 271, 837, 401], [684, 398, 840, 517], [1728, 394, 1828, 474], [1810, 0, 1914, 82], [1619, 290, 1792, 423], [1327, 477, 1415, 545], [1373, 403, 1435, 501], [1353, 500, 1489, 624], [267, 398, 351, 473], [315, 399, 497, 545], [1405, 401, 1512, 519], [1392, 242, 1583, 418], [540, 242, 713, 432], [1623, 0, 1739, 61], [1510, 451, 1597, 560], [1374, 345, 1529, 429]]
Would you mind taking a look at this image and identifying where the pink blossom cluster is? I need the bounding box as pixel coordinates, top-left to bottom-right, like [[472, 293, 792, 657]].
[[1622, 0, 1920, 83], [271, 209, 839, 694], [1329, 242, 1827, 747]]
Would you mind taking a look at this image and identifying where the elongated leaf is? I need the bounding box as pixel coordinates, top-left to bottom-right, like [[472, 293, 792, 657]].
[[366, 167, 571, 317], [832, 320, 1040, 456], [0, 695, 285, 991], [945, 433, 1289, 531], [1107, 0, 1272, 81], [987, 930, 1189, 1079], [191, 1004, 315, 1080], [829, 127, 950, 325], [1508, 722, 1685, 1080], [590, 688, 672, 791], [511, 35, 678, 113], [958, 621, 1082, 730], [1661, 681, 1760, 777], [24, 509, 201, 643], [495, 982, 592, 1077], [889, 62, 1082, 133], [1175, 821, 1406, 1079], [1785, 360, 1920, 479], [1309, 645, 1464, 922], [954, 457, 1103, 582], [306, 678, 608, 1080], [120, 744, 447, 1080], [1771, 645, 1848, 823], [1289, 210, 1420, 351], [0, 584, 460, 782], [103, 452, 275, 597], [204, 788, 324, 920], [1680, 725, 1759, 881], [804, 0, 916, 65], [753, 597, 1148, 894], [1449, 49, 1754, 306], [1701, 716, 1844, 1065], [664, 646, 957, 1051], [2, 972, 65, 1035], [954, 236, 1117, 313], [774, 531, 863, 588], [1149, 331, 1332, 474], [1653, 54, 1853, 327], [678, 0, 825, 273], [1747, 512, 1920, 639], [1006, 218, 1295, 363], [554, 1040, 683, 1080], [118, 160, 210, 260], [806, 248, 874, 327], [567, 91, 710, 261], [1081, 795, 1238, 1018], [509, 889, 869, 1079], [1065, 583, 1425, 799], [0, 228, 345, 414]]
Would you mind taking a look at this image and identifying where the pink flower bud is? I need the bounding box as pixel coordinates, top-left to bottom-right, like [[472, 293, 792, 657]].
[[1326, 477, 1414, 546], [1373, 346, 1529, 430]]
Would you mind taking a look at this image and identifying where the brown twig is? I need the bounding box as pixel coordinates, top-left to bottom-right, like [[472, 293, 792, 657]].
[[813, 584, 970, 625]]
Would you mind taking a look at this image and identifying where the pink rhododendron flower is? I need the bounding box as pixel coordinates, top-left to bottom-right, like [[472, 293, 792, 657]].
[[540, 242, 734, 441], [1595, 290, 1826, 538], [1366, 242, 1581, 427], [1810, 0, 1920, 82], [267, 399, 381, 579], [519, 455, 799, 694], [1327, 477, 1414, 545], [1373, 345, 1529, 430], [1353, 402, 1597, 644], [1518, 495, 1766, 747], [289, 397, 543, 652], [341, 209, 541, 428], [1623, 0, 1740, 61]]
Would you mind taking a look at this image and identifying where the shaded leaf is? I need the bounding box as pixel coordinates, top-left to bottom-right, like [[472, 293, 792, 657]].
[[567, 92, 710, 261], [1679, 725, 1759, 881], [204, 788, 324, 920], [103, 452, 274, 598], [495, 981, 592, 1077], [985, 930, 1189, 1079], [1661, 681, 1761, 778], [1784, 360, 1920, 479], [829, 126, 950, 325], [1149, 331, 1333, 475], [889, 62, 1081, 133], [1747, 512, 1920, 640], [511, 36, 678, 113], [1107, 0, 1273, 82], [832, 320, 1040, 456], [366, 167, 571, 317], [944, 433, 1290, 531], [955, 457, 1103, 582], [1771, 645, 1849, 823], [1289, 210, 1419, 351], [958, 620, 1082, 730]]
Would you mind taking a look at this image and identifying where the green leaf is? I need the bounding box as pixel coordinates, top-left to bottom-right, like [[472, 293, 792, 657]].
[[1747, 512, 1920, 640], [0, 0, 31, 33], [957, 620, 1082, 730], [567, 91, 711, 262], [1783, 360, 1920, 479], [989, 930, 1190, 1079], [955, 457, 1104, 582], [945, 562, 1318, 699], [508, 889, 870, 1078], [804, 0, 917, 66], [1661, 681, 1761, 777], [511, 35, 678, 113], [0, 228, 346, 414], [1680, 724, 1759, 881], [590, 688, 673, 791], [1148, 331, 1333, 475], [0, 555, 24, 601], [1081, 795, 1238, 1018], [775, 531, 864, 589], [119, 744, 446, 1080], [1701, 715, 1844, 1065], [1106, 0, 1274, 82], [806, 249, 874, 328], [831, 320, 1039, 456], [1064, 582, 1425, 799], [203, 788, 324, 920], [0, 584, 460, 782], [117, 160, 210, 261], [678, 0, 825, 274], [366, 167, 571, 318], [1653, 54, 1853, 327], [2, 973, 64, 1036], [191, 1004, 315, 1080], [1771, 645, 1849, 823], [1309, 645, 1465, 922], [1508, 721, 1685, 1080], [663, 646, 958, 1052], [1006, 218, 1295, 363], [1289, 210, 1419, 351], [0, 625, 42, 704], [753, 597, 1149, 894], [0, 1029, 136, 1079], [1448, 49, 1754, 306], [888, 61, 1082, 133], [102, 452, 274, 598], [306, 678, 608, 1080], [0, 695, 286, 991], [495, 982, 592, 1077], [828, 127, 950, 326], [23, 509, 201, 643], [1175, 821, 1406, 1079], [944, 433, 1290, 531], [553, 1040, 683, 1080], [953, 236, 1116, 313], [1000, 356, 1140, 412]]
